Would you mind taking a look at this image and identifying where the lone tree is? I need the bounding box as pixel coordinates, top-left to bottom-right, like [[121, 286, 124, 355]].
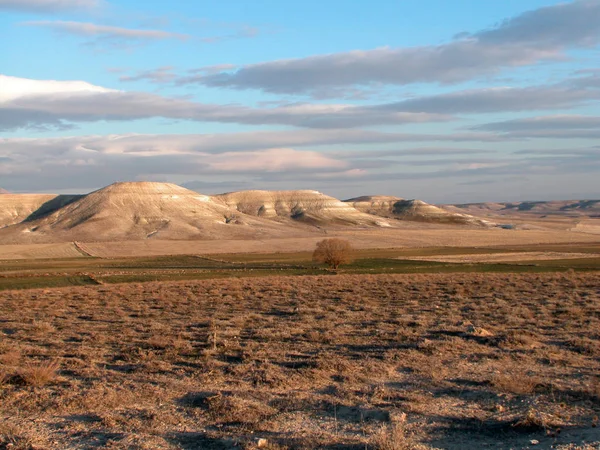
[[312, 238, 353, 270]]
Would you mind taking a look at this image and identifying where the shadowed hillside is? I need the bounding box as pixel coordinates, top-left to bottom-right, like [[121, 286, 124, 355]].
[[0, 194, 59, 228]]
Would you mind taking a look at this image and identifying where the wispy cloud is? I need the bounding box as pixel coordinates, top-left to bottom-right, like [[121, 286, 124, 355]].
[[200, 25, 260, 44], [23, 20, 189, 41], [0, 0, 100, 13], [474, 115, 600, 132], [119, 66, 177, 83], [179, 0, 600, 96]]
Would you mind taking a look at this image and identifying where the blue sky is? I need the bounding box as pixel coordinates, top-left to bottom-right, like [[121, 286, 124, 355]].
[[1, 0, 600, 202]]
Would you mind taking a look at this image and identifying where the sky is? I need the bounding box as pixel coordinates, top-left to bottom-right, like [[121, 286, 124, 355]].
[[1, 0, 600, 203]]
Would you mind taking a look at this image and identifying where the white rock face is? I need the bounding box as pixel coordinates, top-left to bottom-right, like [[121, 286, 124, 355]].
[[214, 190, 390, 226]]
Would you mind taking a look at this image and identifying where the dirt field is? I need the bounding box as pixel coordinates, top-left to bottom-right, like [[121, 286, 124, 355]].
[[2, 226, 599, 261], [404, 252, 600, 263], [1, 273, 599, 449]]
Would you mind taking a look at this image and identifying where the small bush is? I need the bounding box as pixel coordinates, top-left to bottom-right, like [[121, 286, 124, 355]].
[[312, 238, 353, 270]]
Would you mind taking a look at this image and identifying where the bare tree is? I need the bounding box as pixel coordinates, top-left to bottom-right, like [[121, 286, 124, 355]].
[[312, 238, 353, 270]]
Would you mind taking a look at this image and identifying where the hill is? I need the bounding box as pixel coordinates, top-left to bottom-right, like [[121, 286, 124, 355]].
[[214, 190, 391, 227], [345, 196, 491, 226], [0, 182, 307, 243], [0, 188, 10, 194]]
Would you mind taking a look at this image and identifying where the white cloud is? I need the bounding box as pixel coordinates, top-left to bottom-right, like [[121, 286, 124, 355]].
[[0, 74, 117, 103], [184, 0, 600, 96]]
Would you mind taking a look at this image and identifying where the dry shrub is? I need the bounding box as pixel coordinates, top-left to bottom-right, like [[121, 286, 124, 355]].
[[207, 393, 276, 424], [496, 331, 539, 349], [492, 371, 541, 395], [567, 337, 600, 357], [371, 414, 422, 450], [513, 407, 562, 431], [19, 360, 60, 387], [31, 320, 56, 334], [0, 421, 46, 450], [588, 378, 600, 402], [0, 350, 21, 366]]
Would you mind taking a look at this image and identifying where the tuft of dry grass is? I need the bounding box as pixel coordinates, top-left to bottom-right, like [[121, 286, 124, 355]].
[[492, 370, 542, 395], [18, 360, 60, 387], [371, 414, 424, 450]]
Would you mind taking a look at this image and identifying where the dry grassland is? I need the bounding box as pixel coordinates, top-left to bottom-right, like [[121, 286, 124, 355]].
[[1, 273, 600, 449]]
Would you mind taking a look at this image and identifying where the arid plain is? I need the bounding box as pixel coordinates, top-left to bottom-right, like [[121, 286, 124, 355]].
[[1, 183, 600, 449]]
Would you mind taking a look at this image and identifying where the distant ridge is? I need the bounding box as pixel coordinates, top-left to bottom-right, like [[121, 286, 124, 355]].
[[449, 200, 600, 217], [0, 188, 10, 194], [345, 196, 491, 226]]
